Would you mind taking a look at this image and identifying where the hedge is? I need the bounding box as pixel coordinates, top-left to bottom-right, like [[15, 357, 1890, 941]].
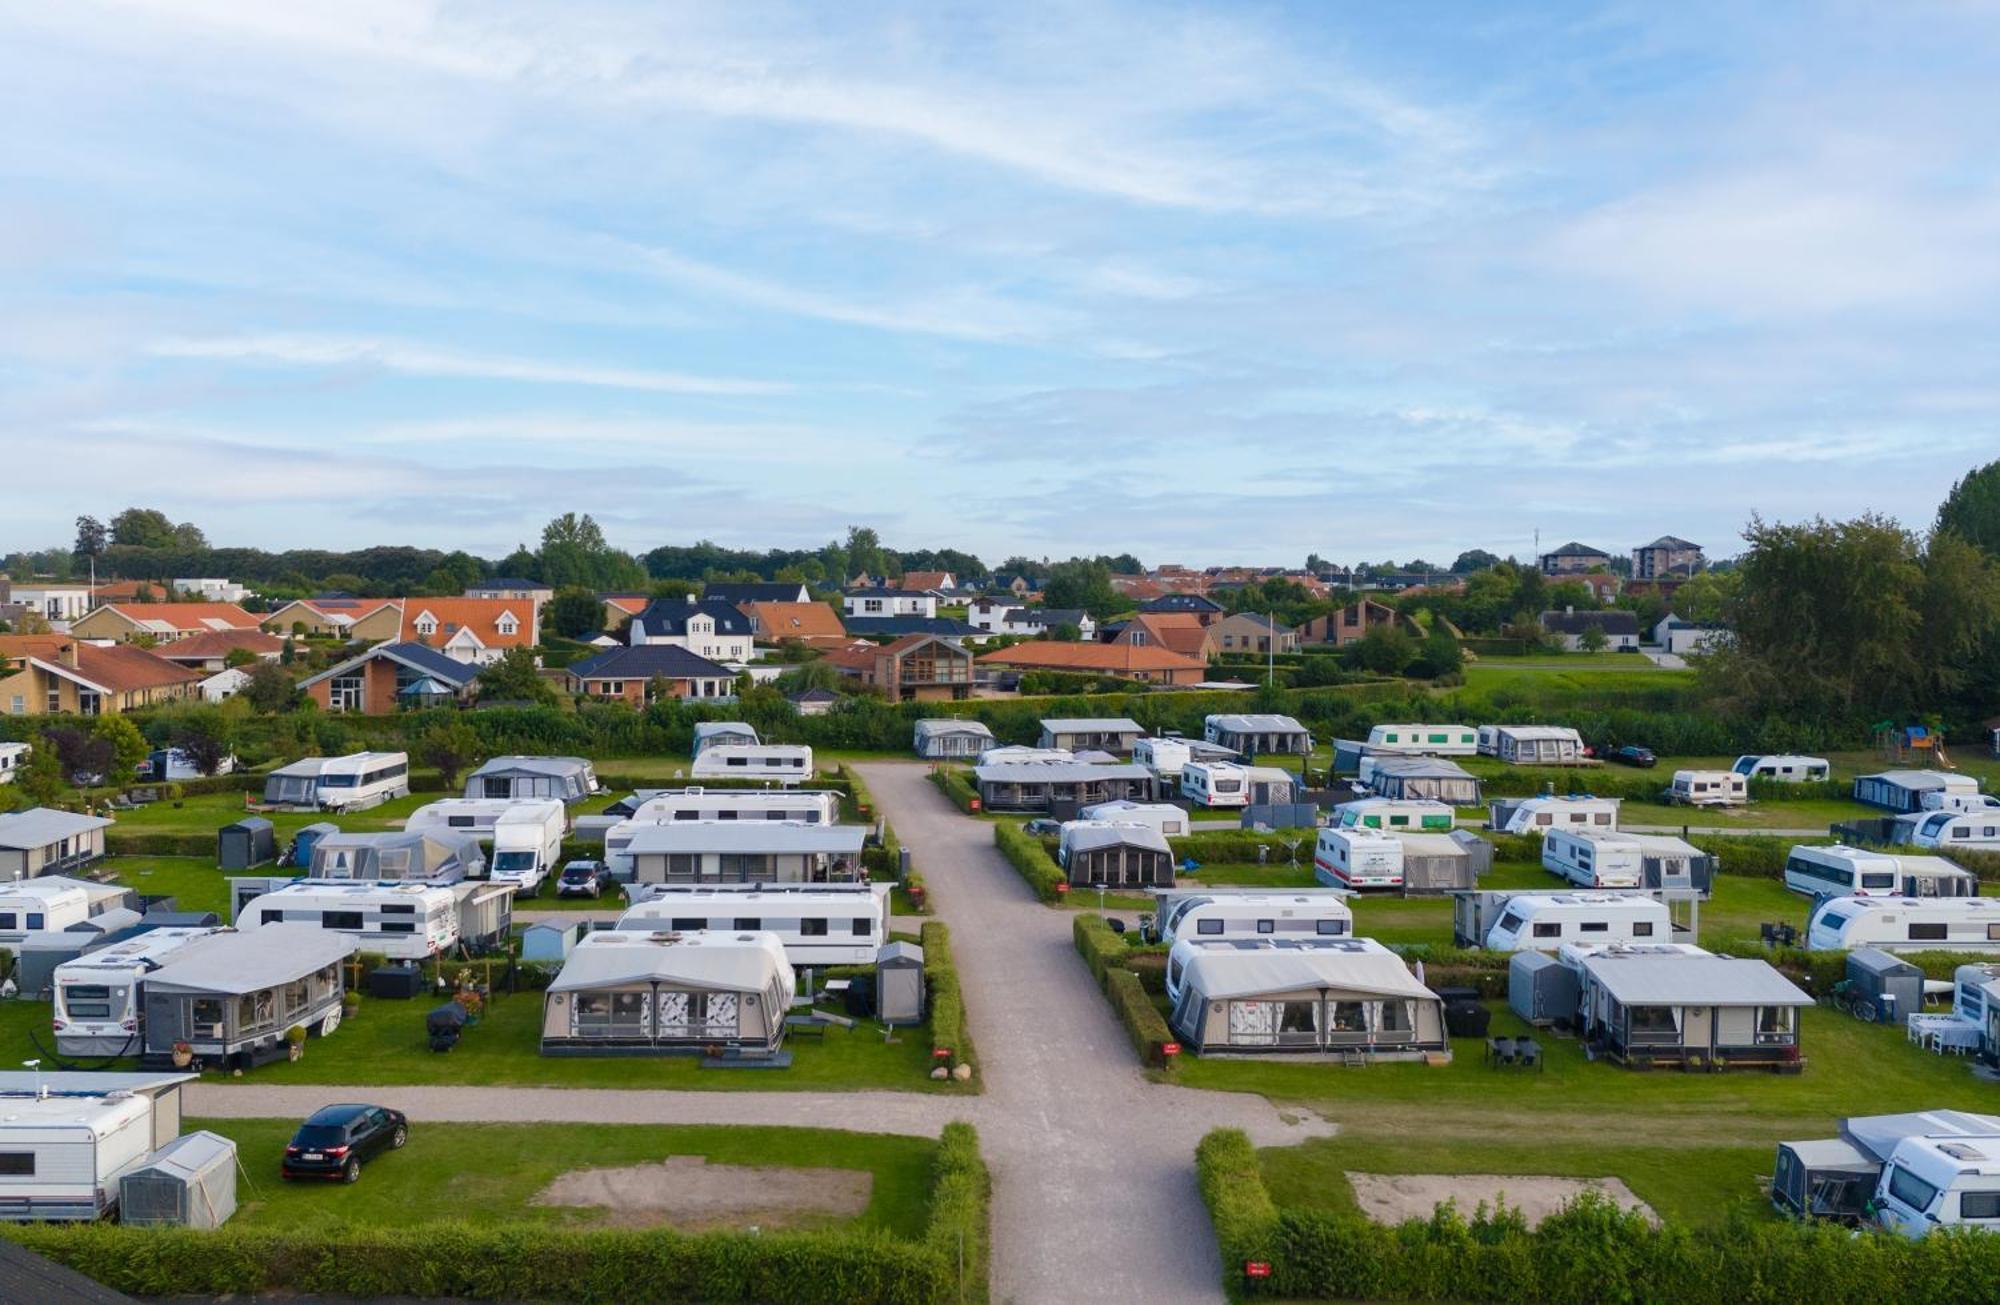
[[842, 765, 905, 880], [8, 1122, 993, 1304], [1074, 912, 1179, 1069], [1196, 1126, 2000, 1303], [927, 767, 978, 814], [921, 920, 973, 1076], [993, 823, 1065, 904]]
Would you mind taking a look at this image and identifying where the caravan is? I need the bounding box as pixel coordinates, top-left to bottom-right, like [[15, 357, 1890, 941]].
[[1873, 1134, 2000, 1238], [1181, 761, 1249, 809], [313, 752, 411, 812], [1075, 801, 1187, 838], [1669, 770, 1748, 807], [1808, 896, 2000, 954], [1488, 795, 1620, 834], [0, 878, 106, 943], [404, 799, 567, 891], [1455, 892, 1671, 952], [1733, 755, 1832, 784], [1333, 798, 1455, 833], [623, 787, 845, 826], [52, 927, 226, 1056], [618, 883, 892, 966], [689, 744, 813, 785], [237, 881, 459, 959], [1543, 828, 1643, 889], [1148, 890, 1354, 948], [1903, 809, 2000, 852], [1364, 723, 1478, 756], [1313, 828, 1404, 890], [1784, 845, 1978, 899]]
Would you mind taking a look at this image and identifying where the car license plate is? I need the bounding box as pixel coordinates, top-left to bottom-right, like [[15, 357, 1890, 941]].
[[302, 1152, 323, 1161]]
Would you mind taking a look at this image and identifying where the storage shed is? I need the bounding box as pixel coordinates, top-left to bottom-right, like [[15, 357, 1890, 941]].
[[217, 817, 276, 872], [118, 1129, 237, 1229], [876, 940, 925, 1026], [1509, 951, 1580, 1027], [522, 920, 592, 963], [1844, 948, 1924, 1024]]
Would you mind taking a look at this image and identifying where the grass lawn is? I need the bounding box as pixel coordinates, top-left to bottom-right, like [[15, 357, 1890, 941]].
[[101, 855, 233, 915], [1616, 798, 1871, 832], [197, 1118, 937, 1236], [1463, 653, 1673, 672], [109, 790, 434, 841]]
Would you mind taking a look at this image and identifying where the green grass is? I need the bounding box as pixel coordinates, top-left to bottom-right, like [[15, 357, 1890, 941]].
[[195, 1118, 936, 1236], [1464, 652, 1673, 671], [101, 855, 233, 916], [110, 790, 434, 840], [1616, 798, 1872, 831]]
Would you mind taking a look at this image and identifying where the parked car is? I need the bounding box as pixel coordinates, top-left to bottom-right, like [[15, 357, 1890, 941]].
[[556, 859, 614, 898], [281, 1103, 409, 1183], [1608, 745, 1657, 769], [1022, 818, 1061, 836]]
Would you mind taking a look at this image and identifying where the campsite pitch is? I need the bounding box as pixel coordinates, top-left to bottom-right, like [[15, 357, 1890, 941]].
[[534, 1154, 873, 1230], [1345, 1172, 1656, 1227]]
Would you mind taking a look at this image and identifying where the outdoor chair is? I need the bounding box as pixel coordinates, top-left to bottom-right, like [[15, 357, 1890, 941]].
[[1516, 1038, 1543, 1071], [1486, 1036, 1515, 1067]]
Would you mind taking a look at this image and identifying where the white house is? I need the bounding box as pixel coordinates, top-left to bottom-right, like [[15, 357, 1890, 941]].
[[843, 588, 937, 619], [1651, 614, 1731, 656], [171, 578, 253, 604], [627, 598, 756, 663], [198, 667, 253, 703], [966, 600, 1096, 639], [0, 580, 93, 629]]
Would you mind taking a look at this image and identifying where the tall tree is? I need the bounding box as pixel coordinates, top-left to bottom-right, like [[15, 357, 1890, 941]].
[[109, 507, 178, 549], [15, 742, 66, 806], [73, 515, 107, 560], [91, 715, 149, 786], [547, 586, 607, 639], [1040, 559, 1121, 619], [476, 647, 557, 705], [1937, 459, 2000, 557], [416, 718, 485, 789]]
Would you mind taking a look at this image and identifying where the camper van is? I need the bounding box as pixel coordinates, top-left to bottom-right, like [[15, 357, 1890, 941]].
[[1333, 798, 1455, 833], [313, 752, 411, 812], [1873, 1133, 2000, 1239], [1488, 795, 1620, 835], [1783, 845, 1979, 900], [1808, 896, 2000, 954], [404, 799, 567, 892], [1669, 769, 1748, 808], [617, 883, 892, 966], [1313, 828, 1405, 890], [1732, 755, 1832, 784], [0, 1076, 181, 1221], [1904, 809, 2000, 852], [238, 881, 459, 959], [0, 878, 101, 943], [1363, 724, 1479, 756], [688, 744, 814, 785], [1149, 890, 1354, 949], [51, 927, 226, 1057], [1181, 761, 1249, 809], [1457, 892, 1671, 952], [624, 787, 844, 826]]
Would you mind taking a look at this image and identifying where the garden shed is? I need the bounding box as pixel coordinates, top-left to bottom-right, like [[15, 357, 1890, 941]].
[[118, 1129, 238, 1229], [876, 940, 926, 1026], [217, 817, 276, 872]]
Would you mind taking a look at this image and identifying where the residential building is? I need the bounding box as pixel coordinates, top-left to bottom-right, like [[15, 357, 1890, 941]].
[[824, 634, 974, 702], [600, 593, 650, 632], [70, 602, 261, 644], [1540, 609, 1641, 651], [169, 578, 253, 604], [841, 615, 986, 641], [1297, 598, 1416, 647], [152, 629, 285, 672], [561, 645, 737, 704], [397, 598, 541, 664], [703, 581, 812, 606], [1567, 573, 1622, 603], [0, 580, 94, 628], [199, 666, 253, 703], [464, 577, 555, 603], [626, 597, 754, 663], [1651, 615, 1731, 656], [1137, 593, 1224, 627], [1632, 536, 1705, 581], [977, 641, 1207, 686], [844, 588, 938, 619], [741, 601, 849, 648], [1538, 542, 1612, 576], [1212, 612, 1298, 655], [260, 596, 406, 641], [895, 571, 956, 593], [298, 641, 479, 714], [967, 600, 1095, 639], [0, 636, 202, 715], [1108, 613, 1216, 661]]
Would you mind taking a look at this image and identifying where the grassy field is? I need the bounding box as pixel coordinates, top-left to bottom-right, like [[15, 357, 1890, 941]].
[[196, 1118, 937, 1236], [1463, 652, 1675, 672], [106, 790, 434, 839], [101, 855, 233, 915]]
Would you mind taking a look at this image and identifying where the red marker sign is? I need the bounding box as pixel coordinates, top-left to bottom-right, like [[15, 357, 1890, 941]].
[[1245, 1262, 1271, 1279]]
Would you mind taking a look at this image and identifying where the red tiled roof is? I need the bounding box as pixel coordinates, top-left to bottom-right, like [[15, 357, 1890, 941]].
[[977, 642, 1203, 673]]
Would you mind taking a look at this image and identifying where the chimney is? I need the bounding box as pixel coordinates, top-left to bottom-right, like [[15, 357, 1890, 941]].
[[60, 640, 79, 670], [685, 593, 695, 606]]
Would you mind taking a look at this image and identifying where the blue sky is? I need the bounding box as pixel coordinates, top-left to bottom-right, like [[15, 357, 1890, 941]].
[[3, 1, 1998, 566]]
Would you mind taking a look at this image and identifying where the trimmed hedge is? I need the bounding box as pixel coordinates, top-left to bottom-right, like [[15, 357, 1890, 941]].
[[923, 1122, 990, 1304], [842, 765, 905, 880], [921, 920, 973, 1076], [927, 767, 978, 814], [994, 823, 1065, 904], [1196, 1126, 2000, 1303], [1074, 912, 1179, 1069]]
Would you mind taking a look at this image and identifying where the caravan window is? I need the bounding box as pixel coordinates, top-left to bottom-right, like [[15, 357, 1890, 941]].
[[1532, 922, 1561, 938], [671, 918, 705, 932], [801, 919, 829, 937], [1316, 919, 1347, 936], [1860, 873, 1895, 890], [1579, 921, 1608, 934], [1256, 919, 1275, 935], [1908, 923, 1949, 941], [324, 911, 365, 932], [1633, 922, 1655, 937], [0, 1154, 35, 1176], [1197, 919, 1224, 936], [1756, 1006, 1794, 1042], [851, 919, 871, 936], [1961, 1192, 2000, 1220], [734, 917, 761, 931], [1496, 912, 1524, 936], [1887, 1165, 1940, 1214]]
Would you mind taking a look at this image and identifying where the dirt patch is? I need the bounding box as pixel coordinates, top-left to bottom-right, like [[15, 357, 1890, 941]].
[[1346, 1172, 1657, 1227], [534, 1155, 873, 1230]]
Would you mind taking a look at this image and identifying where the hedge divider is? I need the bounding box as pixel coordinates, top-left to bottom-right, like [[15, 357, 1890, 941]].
[[1073, 912, 1179, 1070], [993, 823, 1065, 904], [920, 920, 975, 1081]]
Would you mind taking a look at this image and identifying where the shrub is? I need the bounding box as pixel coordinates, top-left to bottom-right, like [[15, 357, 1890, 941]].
[[1074, 913, 1178, 1069], [922, 1122, 990, 1302], [1197, 1130, 1279, 1301], [926, 767, 978, 814], [994, 823, 1065, 904], [920, 920, 973, 1076]]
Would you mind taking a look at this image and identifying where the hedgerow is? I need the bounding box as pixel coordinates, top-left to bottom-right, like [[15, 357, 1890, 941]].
[[993, 823, 1065, 903], [1074, 912, 1178, 1069]]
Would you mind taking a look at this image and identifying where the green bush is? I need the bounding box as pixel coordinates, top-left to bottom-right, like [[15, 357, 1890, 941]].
[[926, 767, 978, 814], [1074, 913, 1179, 1068], [922, 1122, 990, 1304], [994, 823, 1065, 904], [920, 920, 972, 1076], [1197, 1130, 1279, 1301], [106, 832, 216, 857]]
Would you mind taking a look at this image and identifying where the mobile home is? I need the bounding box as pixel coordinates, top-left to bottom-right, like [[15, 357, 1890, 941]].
[[1313, 828, 1404, 890], [1783, 845, 1978, 899], [1076, 800, 1187, 838], [1477, 725, 1587, 766], [1332, 798, 1456, 833], [689, 744, 814, 785], [1363, 723, 1478, 756], [1147, 890, 1353, 949], [0, 809, 112, 882], [0, 877, 114, 944], [1733, 755, 1832, 784], [541, 930, 795, 1058], [1365, 757, 1483, 806], [1454, 891, 1672, 951], [1669, 769, 1748, 808], [1037, 718, 1145, 755], [1057, 822, 1176, 889], [913, 719, 996, 759], [1873, 1132, 2000, 1239], [0, 1071, 194, 1221], [312, 752, 411, 812], [622, 787, 844, 827], [137, 925, 354, 1068], [1807, 896, 2000, 954], [1166, 937, 1448, 1060], [618, 822, 867, 885], [973, 759, 1154, 814], [237, 881, 459, 959], [463, 755, 599, 802], [1488, 795, 1620, 835], [1204, 714, 1312, 757], [617, 884, 892, 966], [1854, 770, 1980, 814], [1571, 947, 1812, 1070], [52, 927, 226, 1056]]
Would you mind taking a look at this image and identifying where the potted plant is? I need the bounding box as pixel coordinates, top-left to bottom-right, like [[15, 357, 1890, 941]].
[[285, 1024, 308, 1062], [170, 1040, 194, 1070]]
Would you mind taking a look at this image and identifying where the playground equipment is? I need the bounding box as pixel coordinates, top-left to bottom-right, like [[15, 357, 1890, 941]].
[[1875, 722, 1953, 769]]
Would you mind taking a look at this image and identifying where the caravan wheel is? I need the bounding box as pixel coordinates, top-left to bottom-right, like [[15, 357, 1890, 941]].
[[319, 1006, 343, 1037]]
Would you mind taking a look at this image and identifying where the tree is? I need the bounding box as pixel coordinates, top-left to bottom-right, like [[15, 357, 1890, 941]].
[[241, 661, 299, 713], [416, 719, 484, 789], [1547, 580, 1600, 612], [171, 708, 234, 775], [280, 637, 297, 666], [1040, 559, 1120, 619], [844, 526, 888, 582], [649, 578, 700, 603], [1451, 549, 1500, 574], [1937, 459, 2000, 558], [73, 515, 107, 560], [476, 647, 557, 705], [92, 715, 149, 786], [1672, 569, 1741, 625], [109, 507, 178, 549], [776, 660, 842, 694], [223, 646, 260, 669], [15, 742, 66, 806], [1579, 624, 1610, 653], [547, 586, 606, 640], [1417, 627, 1464, 678], [1350, 622, 1417, 675], [44, 727, 113, 785], [169, 521, 207, 550]]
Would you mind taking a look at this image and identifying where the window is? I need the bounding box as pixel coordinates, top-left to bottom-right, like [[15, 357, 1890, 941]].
[[734, 918, 761, 931], [1755, 1006, 1794, 1042], [1315, 919, 1346, 936], [46, 688, 62, 714], [0, 1154, 35, 1176], [1633, 922, 1655, 937], [260, 909, 284, 925], [851, 918, 871, 936], [671, 918, 705, 931], [1909, 923, 1949, 941], [1962, 1191, 2000, 1221], [1197, 919, 1224, 936], [1887, 1165, 1940, 1214], [1496, 912, 1524, 935], [1532, 922, 1561, 938], [1989, 925, 2000, 942], [1579, 921, 1609, 933], [1256, 919, 1275, 935], [323, 910, 364, 931], [380, 921, 416, 933], [1861, 873, 1896, 890], [1628, 1006, 1679, 1039], [801, 919, 828, 937], [25, 913, 43, 930]]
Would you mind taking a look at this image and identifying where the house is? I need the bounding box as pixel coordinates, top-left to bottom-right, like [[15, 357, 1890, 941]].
[[0, 635, 202, 715], [838, 634, 975, 702], [841, 616, 987, 643], [625, 597, 754, 663], [70, 602, 260, 644], [562, 645, 737, 704], [1038, 718, 1145, 754], [297, 641, 479, 714], [967, 603, 1097, 640], [1651, 614, 1731, 655], [1632, 536, 1704, 581], [1296, 599, 1418, 648], [166, 577, 251, 604], [990, 573, 1043, 598], [0, 579, 94, 628], [1137, 593, 1224, 627], [599, 593, 650, 632], [787, 687, 838, 716], [1212, 613, 1299, 655], [741, 601, 848, 648], [914, 719, 998, 759], [1479, 724, 1588, 765], [977, 642, 1207, 686], [1854, 770, 1981, 815], [397, 598, 540, 664], [895, 571, 956, 593], [1205, 714, 1313, 757], [1368, 757, 1483, 806], [619, 822, 867, 884], [1538, 542, 1611, 576], [151, 629, 285, 672], [260, 596, 405, 641], [1166, 937, 1449, 1060], [973, 758, 1154, 813], [693, 580, 807, 607], [1057, 822, 1175, 888], [1109, 612, 1216, 660], [843, 588, 937, 619], [1572, 947, 1812, 1070], [464, 577, 555, 603], [0, 808, 113, 880], [1540, 609, 1641, 651], [541, 931, 794, 1058], [198, 667, 253, 703]]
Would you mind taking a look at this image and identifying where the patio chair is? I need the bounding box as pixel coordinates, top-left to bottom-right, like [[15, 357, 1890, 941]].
[[1486, 1036, 1515, 1067], [1517, 1038, 1543, 1072]]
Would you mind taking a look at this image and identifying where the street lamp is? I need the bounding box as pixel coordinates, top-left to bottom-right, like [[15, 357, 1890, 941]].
[[1093, 882, 1108, 912]]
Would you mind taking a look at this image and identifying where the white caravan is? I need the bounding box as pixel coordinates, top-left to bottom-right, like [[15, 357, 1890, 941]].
[[238, 881, 459, 959], [1333, 798, 1456, 833], [52, 927, 227, 1057], [1732, 755, 1832, 783], [625, 787, 844, 826], [1469, 893, 1672, 952], [1488, 795, 1621, 835], [1873, 1133, 2000, 1239], [0, 878, 101, 943], [1542, 828, 1648, 889], [1313, 828, 1405, 890], [1076, 801, 1187, 838], [618, 883, 892, 967], [692, 722, 760, 756], [1181, 761, 1249, 809], [0, 1086, 160, 1220], [689, 744, 814, 785], [1364, 724, 1479, 756], [1903, 809, 2000, 853], [1669, 769, 1748, 808], [1807, 896, 2000, 954], [313, 751, 411, 812], [1783, 845, 1979, 899], [405, 798, 568, 890], [1147, 890, 1354, 949], [0, 741, 25, 784]]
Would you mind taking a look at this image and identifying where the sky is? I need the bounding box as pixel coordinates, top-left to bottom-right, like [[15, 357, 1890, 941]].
[[3, 1, 1999, 568]]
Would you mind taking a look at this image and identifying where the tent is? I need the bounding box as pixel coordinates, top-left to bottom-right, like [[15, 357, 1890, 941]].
[[118, 1130, 238, 1229]]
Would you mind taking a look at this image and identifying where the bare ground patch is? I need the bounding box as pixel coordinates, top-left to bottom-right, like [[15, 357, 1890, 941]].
[[1346, 1171, 1657, 1227], [533, 1154, 873, 1230]]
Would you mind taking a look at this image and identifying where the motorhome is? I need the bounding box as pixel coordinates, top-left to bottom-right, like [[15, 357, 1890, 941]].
[[52, 927, 226, 1056], [1732, 755, 1832, 784], [0, 877, 106, 944], [1076, 800, 1187, 838], [1146, 889, 1353, 949], [1873, 1133, 2000, 1238], [617, 883, 892, 966], [1454, 891, 1671, 952], [1363, 723, 1479, 756], [0, 1071, 193, 1221], [692, 722, 760, 757], [623, 787, 844, 826], [1488, 795, 1621, 835], [237, 881, 460, 959], [1333, 798, 1456, 833], [139, 747, 235, 782], [1543, 828, 1644, 888], [404, 799, 567, 891], [1902, 809, 2000, 853], [1165, 937, 1448, 1060], [688, 744, 814, 785], [1313, 828, 1405, 890], [1182, 761, 1249, 809], [1783, 845, 1979, 899], [1669, 769, 1748, 808], [1808, 896, 2000, 954], [312, 752, 411, 812]]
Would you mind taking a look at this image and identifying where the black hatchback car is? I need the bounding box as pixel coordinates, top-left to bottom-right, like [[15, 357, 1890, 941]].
[[1608, 745, 1658, 769], [281, 1103, 408, 1182]]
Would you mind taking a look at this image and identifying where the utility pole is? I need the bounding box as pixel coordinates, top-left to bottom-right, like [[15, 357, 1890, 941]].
[[1268, 611, 1276, 688]]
